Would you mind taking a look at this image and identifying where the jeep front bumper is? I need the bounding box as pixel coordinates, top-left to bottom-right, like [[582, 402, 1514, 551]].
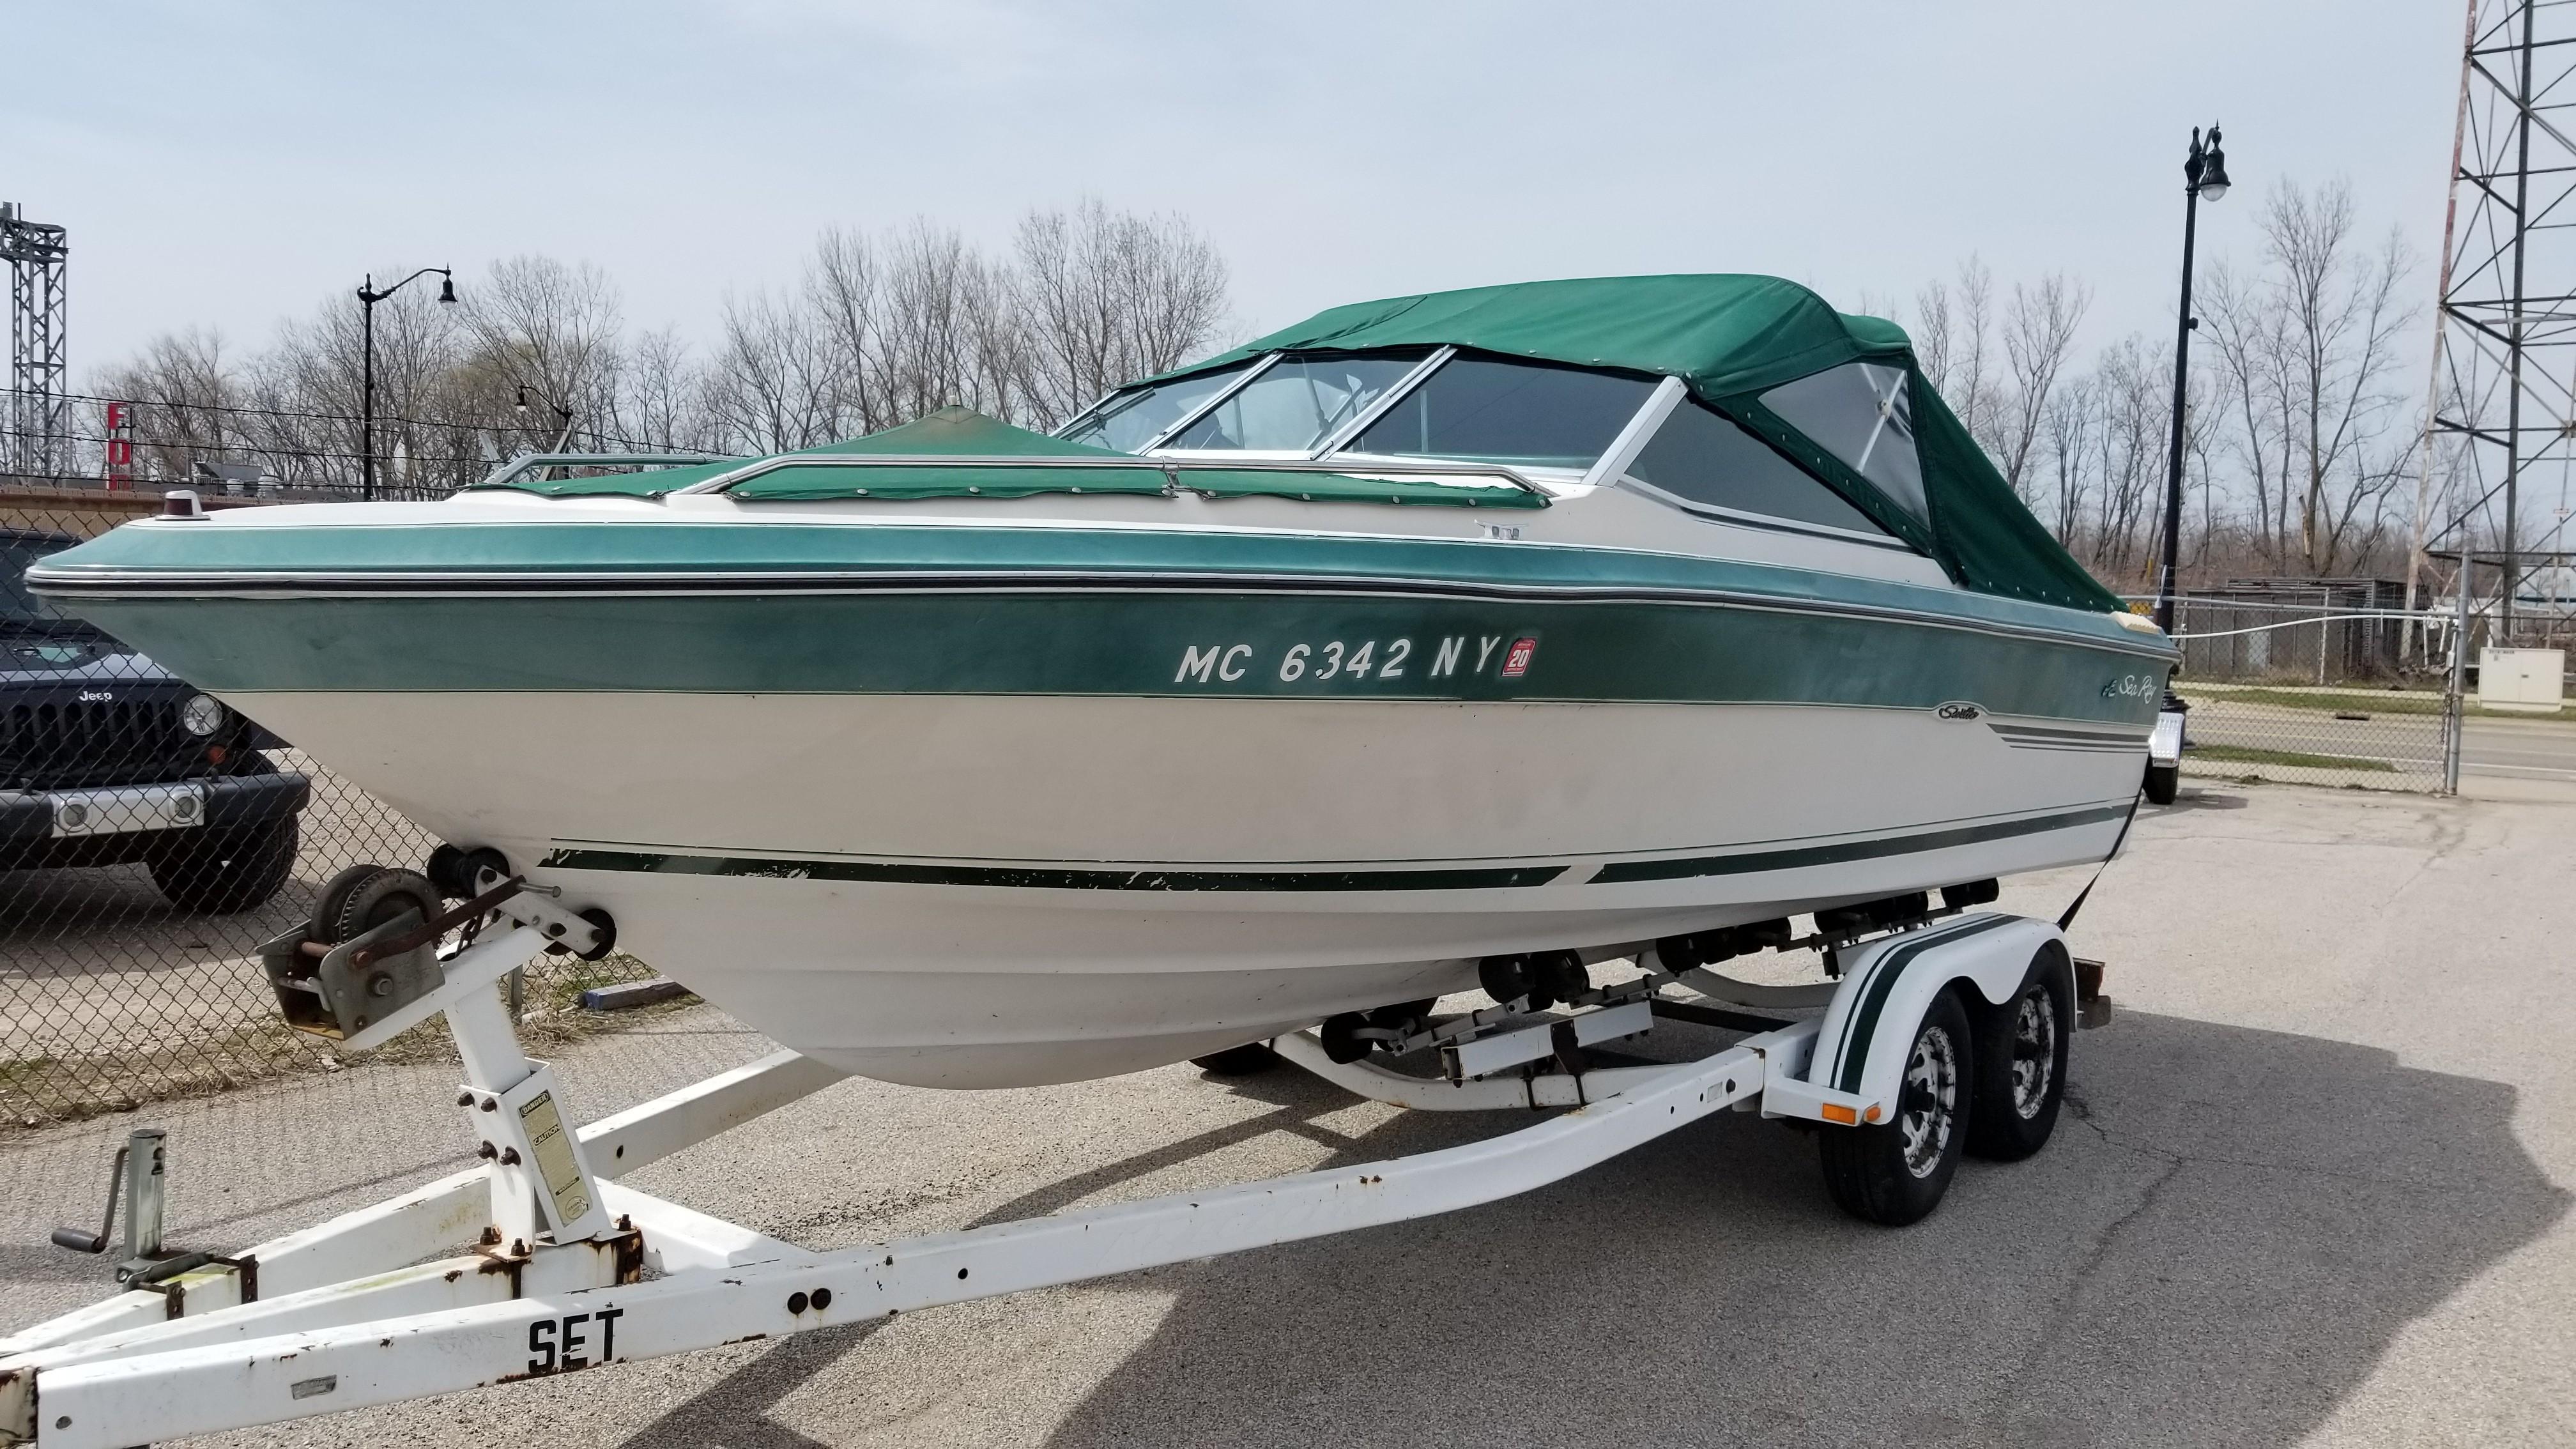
[[0, 771, 310, 859]]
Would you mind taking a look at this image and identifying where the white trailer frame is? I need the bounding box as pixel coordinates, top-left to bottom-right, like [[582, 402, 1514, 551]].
[[0, 908, 2071, 1448]]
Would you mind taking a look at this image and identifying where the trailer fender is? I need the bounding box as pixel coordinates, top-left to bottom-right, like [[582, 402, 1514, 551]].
[[1790, 914, 2066, 1124]]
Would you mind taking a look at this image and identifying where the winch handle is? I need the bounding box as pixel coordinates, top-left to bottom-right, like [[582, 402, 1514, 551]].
[[49, 1144, 130, 1254]]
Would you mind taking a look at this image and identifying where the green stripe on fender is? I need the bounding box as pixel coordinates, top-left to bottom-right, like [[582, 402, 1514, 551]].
[[1833, 914, 2017, 1093]]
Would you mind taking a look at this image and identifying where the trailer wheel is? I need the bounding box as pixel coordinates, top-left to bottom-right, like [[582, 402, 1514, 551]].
[[1818, 990, 1972, 1226], [1967, 951, 2071, 1162], [1190, 1043, 1281, 1076], [2143, 762, 2179, 804]]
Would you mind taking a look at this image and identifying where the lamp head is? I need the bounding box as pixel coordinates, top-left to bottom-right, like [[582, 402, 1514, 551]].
[[515, 387, 531, 413], [436, 273, 457, 303], [2194, 124, 2229, 202]]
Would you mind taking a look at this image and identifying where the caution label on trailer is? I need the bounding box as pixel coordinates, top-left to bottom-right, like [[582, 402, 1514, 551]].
[[518, 1090, 592, 1225]]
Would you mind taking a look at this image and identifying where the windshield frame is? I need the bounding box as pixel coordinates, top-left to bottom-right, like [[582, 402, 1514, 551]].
[[1318, 351, 1666, 481], [1115, 347, 1673, 479], [1602, 379, 1917, 552], [1145, 349, 1449, 459], [1055, 358, 1266, 454]]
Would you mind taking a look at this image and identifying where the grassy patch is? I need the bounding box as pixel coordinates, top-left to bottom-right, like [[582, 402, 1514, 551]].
[[3, 952, 687, 1133], [2190, 687, 2449, 716], [2191, 743, 2399, 773], [2187, 685, 2570, 722]]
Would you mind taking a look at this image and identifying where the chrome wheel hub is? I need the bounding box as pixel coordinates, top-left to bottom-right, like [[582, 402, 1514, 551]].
[[2010, 992, 2057, 1120], [1898, 1023, 1958, 1178]]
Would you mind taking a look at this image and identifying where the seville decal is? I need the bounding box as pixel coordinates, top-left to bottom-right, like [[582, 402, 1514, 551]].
[[1174, 633, 1537, 688], [1935, 701, 1984, 721]]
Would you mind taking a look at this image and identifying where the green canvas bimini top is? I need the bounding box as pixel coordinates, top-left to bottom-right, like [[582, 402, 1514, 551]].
[[471, 407, 1542, 510], [1160, 275, 2120, 613], [473, 275, 2119, 611]]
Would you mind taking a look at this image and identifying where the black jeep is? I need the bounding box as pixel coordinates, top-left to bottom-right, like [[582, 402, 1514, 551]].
[[3, 527, 310, 913]]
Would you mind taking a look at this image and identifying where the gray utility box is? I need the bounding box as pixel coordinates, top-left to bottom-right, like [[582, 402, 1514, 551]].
[[2478, 647, 2566, 714]]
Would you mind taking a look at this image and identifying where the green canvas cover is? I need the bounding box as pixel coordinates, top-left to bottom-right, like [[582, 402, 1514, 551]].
[[1168, 275, 2120, 612], [471, 406, 1538, 509]]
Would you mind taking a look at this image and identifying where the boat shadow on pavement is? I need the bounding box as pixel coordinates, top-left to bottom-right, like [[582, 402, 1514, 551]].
[[620, 1009, 2564, 1449]]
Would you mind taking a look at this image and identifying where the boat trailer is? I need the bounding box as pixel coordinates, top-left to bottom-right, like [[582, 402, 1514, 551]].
[[0, 868, 2105, 1447]]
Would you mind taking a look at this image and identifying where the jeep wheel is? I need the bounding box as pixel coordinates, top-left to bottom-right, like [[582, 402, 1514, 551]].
[[150, 816, 300, 915]]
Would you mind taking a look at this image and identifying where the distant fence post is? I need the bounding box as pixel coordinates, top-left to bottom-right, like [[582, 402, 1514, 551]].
[[2444, 560, 2470, 795]]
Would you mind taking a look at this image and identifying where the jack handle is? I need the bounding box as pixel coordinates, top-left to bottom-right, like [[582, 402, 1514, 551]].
[[49, 1144, 130, 1254]]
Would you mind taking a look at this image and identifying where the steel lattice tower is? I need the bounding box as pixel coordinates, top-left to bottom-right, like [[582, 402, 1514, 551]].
[[2424, 0, 2576, 641], [1, 201, 70, 479]]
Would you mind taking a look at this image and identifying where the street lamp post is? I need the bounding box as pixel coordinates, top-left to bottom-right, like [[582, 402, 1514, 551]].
[[515, 387, 578, 452], [516, 387, 579, 482], [356, 266, 457, 500], [2153, 124, 2229, 634]]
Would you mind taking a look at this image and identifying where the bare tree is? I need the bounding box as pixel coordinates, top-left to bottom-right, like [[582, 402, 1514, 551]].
[[805, 228, 891, 433], [93, 328, 244, 484], [2086, 335, 2174, 583], [702, 288, 848, 455], [2261, 183, 2418, 574], [1015, 199, 1231, 428], [457, 256, 629, 451], [875, 220, 1019, 424], [609, 327, 712, 452], [1914, 257, 1997, 449], [1994, 275, 2092, 497], [2041, 374, 2095, 548]]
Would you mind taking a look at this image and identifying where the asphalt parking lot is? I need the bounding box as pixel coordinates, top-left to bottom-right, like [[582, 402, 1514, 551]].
[[4, 777, 2572, 1448]]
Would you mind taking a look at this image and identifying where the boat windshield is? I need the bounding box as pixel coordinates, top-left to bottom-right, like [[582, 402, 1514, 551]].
[[1342, 355, 1658, 469], [3, 533, 70, 624], [1059, 363, 1252, 452], [1162, 351, 1429, 452]]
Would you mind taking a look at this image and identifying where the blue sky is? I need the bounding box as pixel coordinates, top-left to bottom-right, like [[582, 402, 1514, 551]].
[[4, 1, 2463, 376]]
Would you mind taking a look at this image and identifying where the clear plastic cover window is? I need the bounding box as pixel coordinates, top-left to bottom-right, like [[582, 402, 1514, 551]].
[[2, 533, 65, 621], [1345, 356, 1657, 468], [1058, 364, 1250, 452], [1622, 401, 1892, 538], [1756, 362, 1927, 520], [1164, 353, 1427, 452]]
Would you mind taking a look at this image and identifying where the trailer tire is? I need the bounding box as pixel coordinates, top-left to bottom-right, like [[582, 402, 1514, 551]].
[[2143, 762, 2179, 804], [1967, 949, 2071, 1162], [1817, 990, 1972, 1226], [1190, 1043, 1281, 1076]]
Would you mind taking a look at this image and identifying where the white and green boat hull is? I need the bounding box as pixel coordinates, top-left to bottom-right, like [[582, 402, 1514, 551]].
[[31, 502, 2169, 1088]]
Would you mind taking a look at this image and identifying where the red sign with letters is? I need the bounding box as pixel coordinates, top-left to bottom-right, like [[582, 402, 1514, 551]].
[[103, 401, 136, 488], [1501, 637, 1538, 677]]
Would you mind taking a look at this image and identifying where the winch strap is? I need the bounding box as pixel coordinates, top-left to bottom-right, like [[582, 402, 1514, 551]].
[[2057, 790, 2146, 932]]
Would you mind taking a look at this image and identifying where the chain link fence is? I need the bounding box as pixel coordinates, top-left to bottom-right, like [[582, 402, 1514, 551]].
[[4, 484, 659, 1129], [2150, 589, 2454, 792]]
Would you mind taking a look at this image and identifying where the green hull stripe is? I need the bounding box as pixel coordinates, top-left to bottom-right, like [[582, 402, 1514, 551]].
[[1592, 803, 2132, 885], [537, 848, 1565, 893], [33, 519, 2168, 659], [1836, 915, 2017, 1092], [50, 590, 2168, 726], [539, 803, 2125, 896]]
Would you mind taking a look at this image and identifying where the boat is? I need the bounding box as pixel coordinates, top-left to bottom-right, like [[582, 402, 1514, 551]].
[[26, 275, 2176, 1089]]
